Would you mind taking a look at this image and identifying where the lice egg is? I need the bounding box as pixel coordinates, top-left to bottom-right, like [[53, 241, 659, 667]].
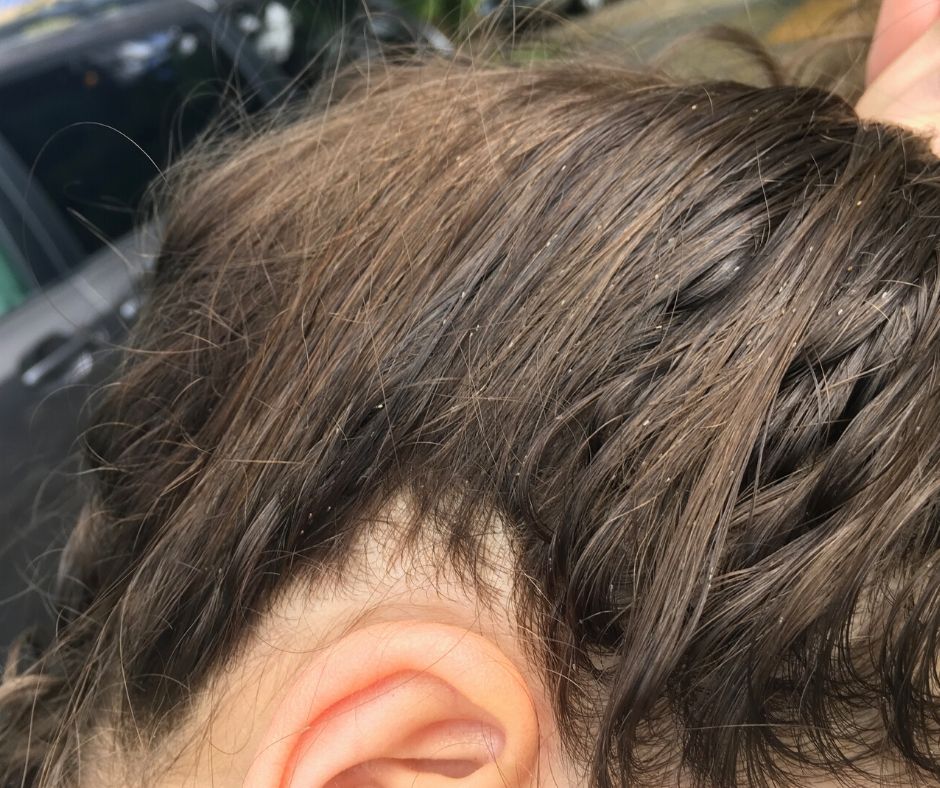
[[642, 419, 651, 426], [376, 403, 384, 409], [837, 308, 844, 316]]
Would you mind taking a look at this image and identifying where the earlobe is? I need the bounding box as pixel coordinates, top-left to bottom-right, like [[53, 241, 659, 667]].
[[245, 621, 541, 787]]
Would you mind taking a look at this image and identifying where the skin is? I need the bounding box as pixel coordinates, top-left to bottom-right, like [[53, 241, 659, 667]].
[[857, 0, 940, 154], [83, 501, 904, 788], [91, 497, 903, 788], [111, 496, 583, 788]]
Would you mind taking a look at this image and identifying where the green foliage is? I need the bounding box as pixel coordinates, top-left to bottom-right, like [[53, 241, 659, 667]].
[[398, 0, 476, 30]]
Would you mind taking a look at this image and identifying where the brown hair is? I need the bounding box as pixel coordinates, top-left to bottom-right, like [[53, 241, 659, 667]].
[[3, 48, 940, 788]]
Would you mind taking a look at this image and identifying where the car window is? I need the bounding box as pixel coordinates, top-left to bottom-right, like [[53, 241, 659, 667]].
[[228, 1, 325, 84], [229, 1, 424, 86], [0, 234, 29, 319], [0, 23, 254, 260]]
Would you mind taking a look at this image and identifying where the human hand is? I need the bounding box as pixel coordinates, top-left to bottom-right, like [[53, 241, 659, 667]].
[[857, 0, 940, 155]]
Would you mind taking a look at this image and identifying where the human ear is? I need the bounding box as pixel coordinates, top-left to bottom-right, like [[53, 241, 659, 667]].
[[244, 621, 541, 787]]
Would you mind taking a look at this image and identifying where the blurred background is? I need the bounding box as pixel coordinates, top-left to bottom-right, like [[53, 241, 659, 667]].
[[0, 0, 876, 655]]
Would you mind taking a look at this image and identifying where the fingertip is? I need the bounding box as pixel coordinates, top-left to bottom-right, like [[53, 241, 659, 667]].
[[866, 0, 940, 85]]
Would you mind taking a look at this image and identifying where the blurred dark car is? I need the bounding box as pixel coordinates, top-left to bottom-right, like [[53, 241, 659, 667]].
[[0, 0, 447, 652]]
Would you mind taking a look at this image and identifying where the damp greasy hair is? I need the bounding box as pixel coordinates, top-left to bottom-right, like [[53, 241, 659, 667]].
[[4, 43, 940, 788]]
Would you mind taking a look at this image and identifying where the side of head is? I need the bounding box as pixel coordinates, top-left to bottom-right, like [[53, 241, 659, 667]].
[[3, 56, 940, 788]]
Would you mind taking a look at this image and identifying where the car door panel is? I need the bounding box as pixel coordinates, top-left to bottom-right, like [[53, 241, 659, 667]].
[[0, 232, 151, 650]]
